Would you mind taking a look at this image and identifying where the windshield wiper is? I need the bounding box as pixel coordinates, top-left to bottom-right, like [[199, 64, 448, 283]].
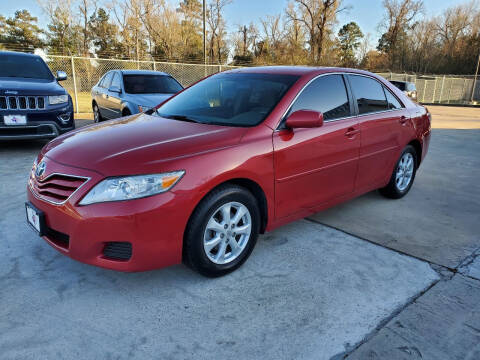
[[161, 114, 201, 124]]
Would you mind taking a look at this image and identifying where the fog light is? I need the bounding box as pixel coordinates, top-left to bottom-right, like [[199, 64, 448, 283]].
[[58, 113, 71, 123]]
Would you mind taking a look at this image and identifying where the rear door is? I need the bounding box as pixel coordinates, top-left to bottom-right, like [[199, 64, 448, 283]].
[[347, 74, 410, 191], [273, 74, 360, 219]]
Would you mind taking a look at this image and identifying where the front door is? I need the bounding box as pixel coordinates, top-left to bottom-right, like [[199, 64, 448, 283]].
[[273, 74, 360, 219], [104, 72, 123, 119]]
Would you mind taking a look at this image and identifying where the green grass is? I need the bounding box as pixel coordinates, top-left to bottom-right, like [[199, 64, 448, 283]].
[[68, 91, 92, 114]]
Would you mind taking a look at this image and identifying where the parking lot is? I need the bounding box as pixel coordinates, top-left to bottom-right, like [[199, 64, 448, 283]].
[[1, 105, 479, 359]]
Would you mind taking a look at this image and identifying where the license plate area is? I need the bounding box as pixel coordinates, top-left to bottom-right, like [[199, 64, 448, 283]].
[[25, 202, 46, 236], [4, 115, 27, 125]]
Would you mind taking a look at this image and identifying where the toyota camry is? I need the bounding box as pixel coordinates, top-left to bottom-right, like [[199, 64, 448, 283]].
[[26, 66, 431, 277]]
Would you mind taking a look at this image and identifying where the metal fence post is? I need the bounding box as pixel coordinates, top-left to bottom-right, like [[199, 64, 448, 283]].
[[432, 77, 438, 103], [447, 79, 453, 104], [422, 80, 427, 103], [439, 76, 445, 103], [461, 78, 467, 102], [153, 61, 156, 71], [71, 56, 79, 114]]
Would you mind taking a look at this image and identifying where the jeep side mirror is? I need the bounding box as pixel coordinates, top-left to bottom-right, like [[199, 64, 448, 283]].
[[56, 71, 67, 81]]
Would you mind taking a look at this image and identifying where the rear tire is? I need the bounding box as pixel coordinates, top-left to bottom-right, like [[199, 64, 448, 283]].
[[183, 184, 260, 277], [380, 145, 417, 199]]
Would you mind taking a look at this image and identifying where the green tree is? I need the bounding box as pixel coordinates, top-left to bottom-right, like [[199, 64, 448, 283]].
[[338, 21, 363, 67], [89, 8, 120, 58], [45, 6, 81, 54], [178, 0, 203, 61], [2, 10, 44, 49]]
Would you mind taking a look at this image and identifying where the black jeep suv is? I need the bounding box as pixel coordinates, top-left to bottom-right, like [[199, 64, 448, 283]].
[[0, 51, 74, 140]]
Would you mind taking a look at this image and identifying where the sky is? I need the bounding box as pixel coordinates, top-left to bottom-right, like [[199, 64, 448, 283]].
[[0, 0, 460, 45]]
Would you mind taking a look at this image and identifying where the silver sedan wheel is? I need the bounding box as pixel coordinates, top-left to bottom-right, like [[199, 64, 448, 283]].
[[203, 201, 252, 265], [396, 152, 414, 191], [93, 105, 100, 123]]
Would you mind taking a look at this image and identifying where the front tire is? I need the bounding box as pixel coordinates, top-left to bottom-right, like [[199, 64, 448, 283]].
[[183, 185, 260, 277], [380, 145, 417, 199], [93, 103, 103, 123]]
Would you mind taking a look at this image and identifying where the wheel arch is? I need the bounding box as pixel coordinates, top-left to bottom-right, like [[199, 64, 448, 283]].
[[408, 139, 422, 168], [122, 104, 133, 116], [185, 177, 269, 236]]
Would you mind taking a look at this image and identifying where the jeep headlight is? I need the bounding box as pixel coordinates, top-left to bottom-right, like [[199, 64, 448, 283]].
[[79, 171, 185, 205], [48, 95, 68, 105]]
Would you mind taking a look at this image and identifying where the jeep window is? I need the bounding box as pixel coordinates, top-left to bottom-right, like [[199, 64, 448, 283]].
[[0, 53, 53, 80]]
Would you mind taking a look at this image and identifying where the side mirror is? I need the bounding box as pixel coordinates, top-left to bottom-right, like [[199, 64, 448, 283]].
[[286, 110, 323, 129], [108, 86, 122, 94], [56, 71, 67, 81]]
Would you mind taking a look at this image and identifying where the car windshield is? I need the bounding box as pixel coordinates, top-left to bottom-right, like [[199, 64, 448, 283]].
[[123, 75, 183, 94], [0, 53, 54, 80], [155, 73, 300, 127]]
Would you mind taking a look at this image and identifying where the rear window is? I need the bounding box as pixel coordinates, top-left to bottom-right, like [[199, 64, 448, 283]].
[[124, 75, 183, 94], [0, 54, 53, 80], [349, 75, 389, 115]]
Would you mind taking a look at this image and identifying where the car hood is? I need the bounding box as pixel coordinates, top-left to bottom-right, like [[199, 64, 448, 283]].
[[42, 114, 248, 175], [0, 77, 66, 96], [124, 93, 174, 108]]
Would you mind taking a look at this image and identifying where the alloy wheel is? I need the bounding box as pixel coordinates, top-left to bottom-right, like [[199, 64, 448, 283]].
[[396, 152, 414, 191], [93, 105, 100, 122], [203, 201, 252, 265]]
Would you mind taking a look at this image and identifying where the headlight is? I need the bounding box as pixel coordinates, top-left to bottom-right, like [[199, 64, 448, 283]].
[[79, 171, 185, 205], [49, 95, 68, 105], [138, 105, 151, 112]]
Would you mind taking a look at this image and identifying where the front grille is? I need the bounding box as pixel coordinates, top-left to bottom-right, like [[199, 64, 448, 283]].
[[103, 242, 132, 261], [0, 96, 46, 110], [30, 173, 88, 204]]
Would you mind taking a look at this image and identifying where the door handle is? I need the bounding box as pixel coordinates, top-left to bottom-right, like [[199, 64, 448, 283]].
[[345, 128, 360, 138], [399, 116, 408, 124]]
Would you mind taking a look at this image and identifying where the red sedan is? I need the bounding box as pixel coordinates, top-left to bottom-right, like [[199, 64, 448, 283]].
[[26, 67, 431, 277]]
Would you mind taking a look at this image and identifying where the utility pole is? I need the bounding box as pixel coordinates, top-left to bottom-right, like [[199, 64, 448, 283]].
[[471, 51, 480, 103], [203, 0, 207, 65]]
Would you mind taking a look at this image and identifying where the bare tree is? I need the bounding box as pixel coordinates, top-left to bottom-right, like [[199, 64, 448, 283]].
[[286, 0, 347, 63], [378, 0, 424, 69], [78, 0, 97, 56], [206, 0, 232, 63]]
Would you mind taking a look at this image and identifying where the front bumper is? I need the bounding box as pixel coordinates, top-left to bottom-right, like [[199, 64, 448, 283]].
[[26, 158, 194, 272], [0, 104, 74, 140]]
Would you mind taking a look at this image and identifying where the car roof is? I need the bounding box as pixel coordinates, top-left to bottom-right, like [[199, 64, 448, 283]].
[[119, 70, 171, 76], [0, 50, 42, 59], [224, 65, 382, 78]]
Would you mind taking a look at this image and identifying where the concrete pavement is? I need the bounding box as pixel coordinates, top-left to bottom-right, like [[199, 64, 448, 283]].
[[1, 105, 479, 359], [309, 128, 480, 269]]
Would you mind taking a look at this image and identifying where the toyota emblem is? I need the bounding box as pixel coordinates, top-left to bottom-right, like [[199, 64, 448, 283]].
[[35, 160, 47, 178]]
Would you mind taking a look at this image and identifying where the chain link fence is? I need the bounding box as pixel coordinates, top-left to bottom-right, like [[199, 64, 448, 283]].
[[42, 55, 480, 113], [44, 55, 238, 113], [378, 72, 480, 105]]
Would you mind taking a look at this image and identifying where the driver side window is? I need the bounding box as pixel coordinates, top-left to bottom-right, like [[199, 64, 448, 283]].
[[286, 74, 351, 122]]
